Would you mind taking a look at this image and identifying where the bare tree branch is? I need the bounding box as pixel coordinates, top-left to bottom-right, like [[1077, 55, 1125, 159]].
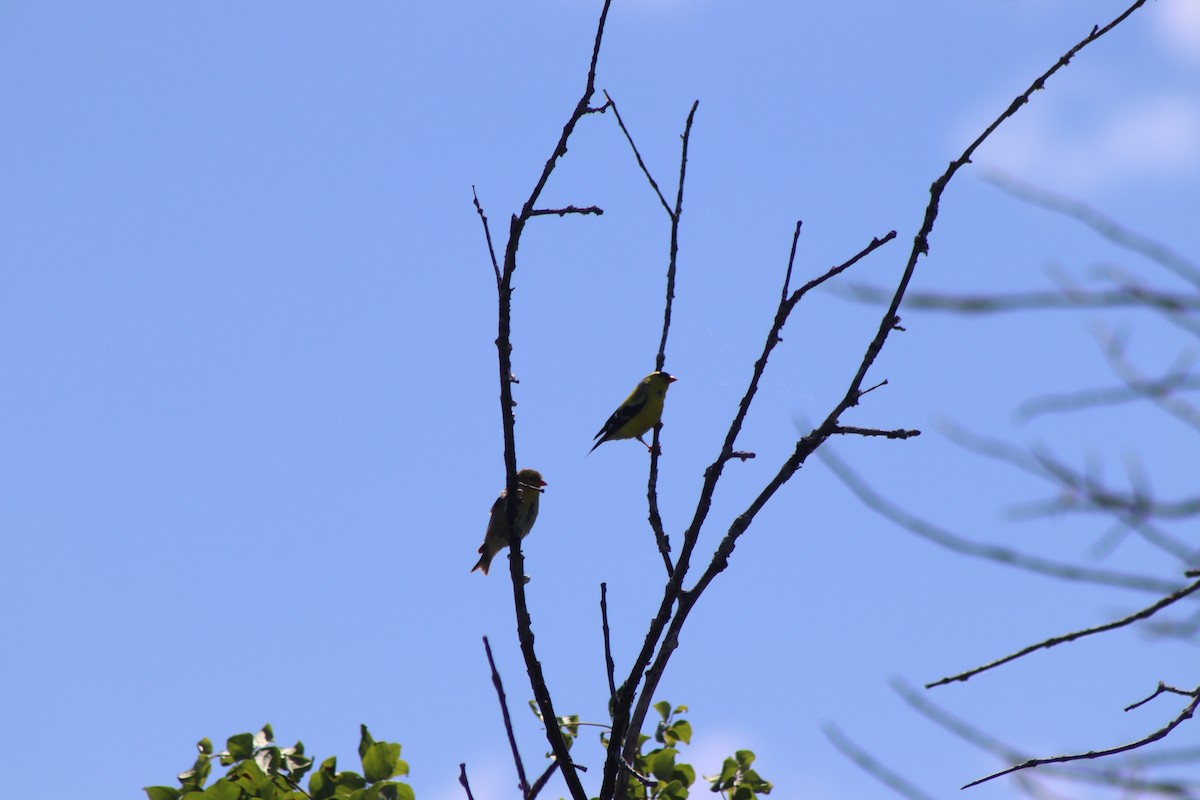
[[477, 2, 1153, 798], [823, 723, 939, 800], [831, 425, 921, 439], [841, 283, 1200, 314], [528, 761, 562, 800], [646, 100, 701, 580], [528, 205, 604, 217], [472, 187, 501, 287], [458, 763, 477, 800], [603, 90, 673, 217], [1095, 325, 1200, 433], [600, 583, 617, 708], [928, 577, 1200, 688], [818, 445, 1181, 595], [941, 423, 1199, 563], [892, 679, 1200, 797], [483, 636, 530, 798], [487, 3, 616, 798], [608, 228, 896, 798], [1015, 372, 1200, 422], [964, 684, 1200, 789], [983, 171, 1200, 290]]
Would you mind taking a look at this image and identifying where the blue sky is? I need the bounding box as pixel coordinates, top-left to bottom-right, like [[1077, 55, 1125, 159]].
[[2, 1, 1199, 798]]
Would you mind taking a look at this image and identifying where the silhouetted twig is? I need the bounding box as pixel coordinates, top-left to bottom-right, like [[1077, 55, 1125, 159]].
[[483, 636, 530, 797], [964, 684, 1200, 789], [485, 2, 616, 797], [458, 763, 477, 800], [600, 583, 617, 707], [603, 90, 673, 217], [891, 679, 1200, 797], [529, 205, 604, 217], [928, 577, 1200, 688], [831, 426, 921, 439]]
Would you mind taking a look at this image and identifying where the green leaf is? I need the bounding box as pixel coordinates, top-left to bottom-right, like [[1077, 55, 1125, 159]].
[[197, 739, 214, 756], [228, 759, 269, 791], [558, 714, 580, 738], [735, 751, 755, 769], [645, 748, 678, 781], [743, 771, 771, 794], [653, 701, 671, 721], [226, 733, 255, 761], [178, 755, 211, 790], [362, 741, 402, 783], [257, 746, 283, 773], [367, 782, 416, 800], [716, 756, 738, 786], [358, 725, 376, 760], [657, 779, 689, 800], [667, 721, 692, 746], [674, 763, 696, 788], [144, 787, 181, 800], [337, 771, 367, 791], [308, 757, 338, 800], [255, 725, 275, 748], [285, 750, 315, 781], [199, 780, 240, 800]]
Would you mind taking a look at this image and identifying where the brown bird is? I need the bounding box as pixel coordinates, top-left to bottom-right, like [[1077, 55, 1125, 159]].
[[472, 468, 547, 575]]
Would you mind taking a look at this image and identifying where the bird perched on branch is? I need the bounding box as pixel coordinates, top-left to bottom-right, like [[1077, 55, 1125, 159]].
[[589, 371, 677, 454], [472, 468, 547, 576]]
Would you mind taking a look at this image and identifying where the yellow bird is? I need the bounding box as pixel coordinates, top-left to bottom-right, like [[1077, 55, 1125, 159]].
[[589, 372, 677, 454], [472, 468, 547, 575]]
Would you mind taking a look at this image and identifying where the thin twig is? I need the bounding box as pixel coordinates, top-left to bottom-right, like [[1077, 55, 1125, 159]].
[[823, 724, 939, 800], [892, 678, 1200, 797], [1096, 325, 1200, 433], [613, 230, 895, 789], [831, 425, 921, 439], [529, 205, 605, 217], [528, 761, 562, 800], [842, 284, 1200, 313], [600, 583, 617, 708], [1016, 372, 1200, 421], [1127, 682, 1200, 712], [964, 686, 1200, 789], [656, 98, 698, 373], [489, 3, 616, 798], [484, 636, 530, 798], [458, 763, 477, 800], [645, 101, 700, 580], [472, 187, 502, 287], [928, 578, 1200, 688], [984, 171, 1200, 290], [941, 422, 1198, 563], [603, 90, 673, 217], [781, 221, 802, 302], [621, 759, 656, 789], [818, 446, 1181, 595]]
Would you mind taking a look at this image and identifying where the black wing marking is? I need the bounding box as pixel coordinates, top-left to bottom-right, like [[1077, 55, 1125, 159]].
[[594, 389, 648, 441]]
